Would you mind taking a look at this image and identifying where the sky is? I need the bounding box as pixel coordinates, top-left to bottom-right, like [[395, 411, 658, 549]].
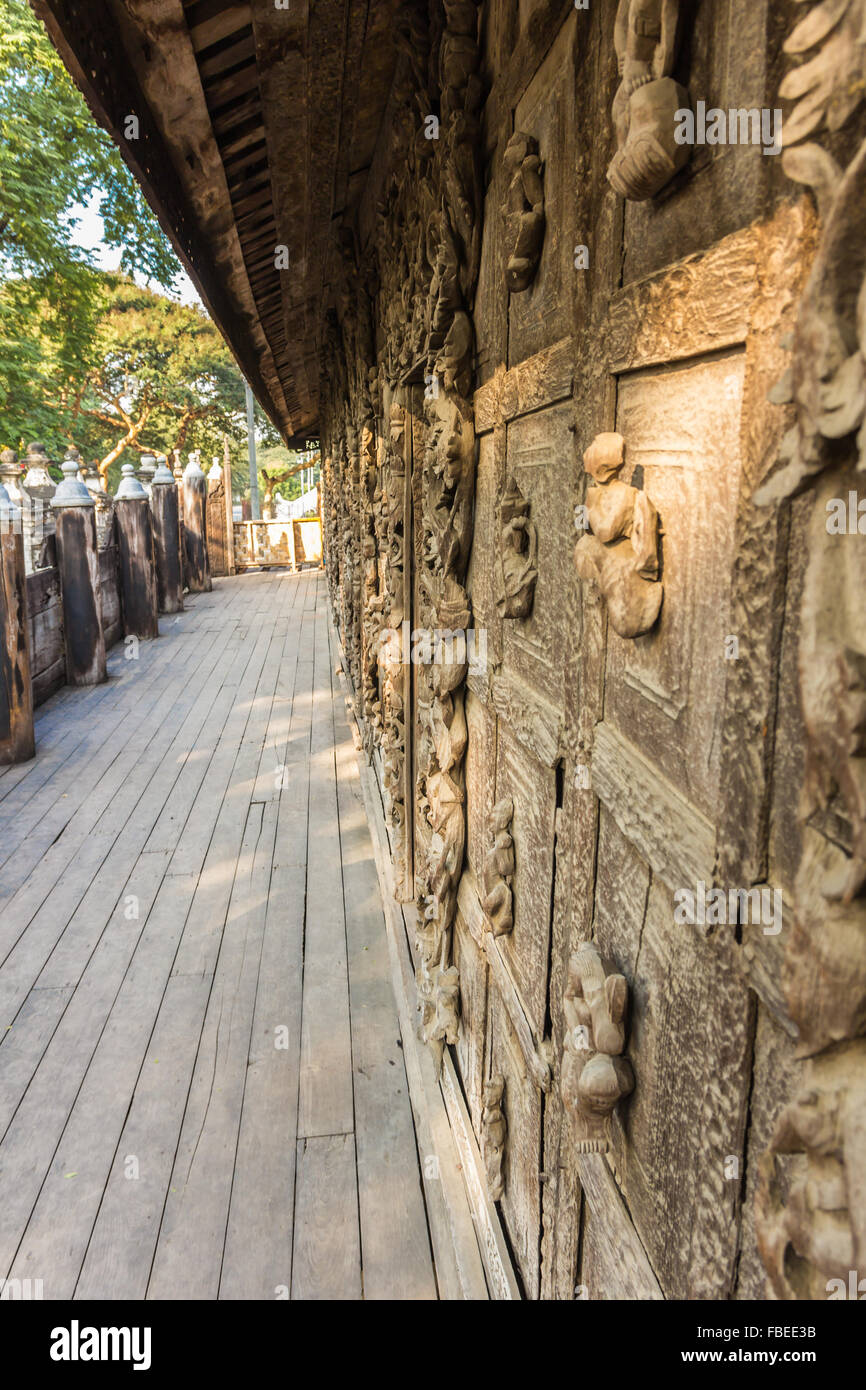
[[71, 194, 202, 306]]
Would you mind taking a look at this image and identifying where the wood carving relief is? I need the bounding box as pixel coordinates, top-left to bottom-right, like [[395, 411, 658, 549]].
[[481, 797, 515, 936], [561, 943, 634, 1154], [502, 132, 545, 293], [495, 476, 538, 619], [608, 0, 690, 201], [574, 431, 663, 638], [754, 0, 866, 1300], [482, 1074, 507, 1201]]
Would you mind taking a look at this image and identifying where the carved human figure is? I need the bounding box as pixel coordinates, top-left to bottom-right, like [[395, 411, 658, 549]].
[[502, 132, 545, 292], [608, 0, 690, 201], [574, 431, 663, 638], [482, 1075, 507, 1201], [496, 475, 538, 619], [757, 1049, 866, 1299], [561, 943, 634, 1153], [481, 797, 515, 936]]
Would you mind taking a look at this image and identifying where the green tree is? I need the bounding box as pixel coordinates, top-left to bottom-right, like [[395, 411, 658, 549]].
[[0, 274, 272, 488], [0, 0, 177, 290]]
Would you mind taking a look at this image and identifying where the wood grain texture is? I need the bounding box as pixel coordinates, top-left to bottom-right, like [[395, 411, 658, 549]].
[[0, 573, 439, 1301]]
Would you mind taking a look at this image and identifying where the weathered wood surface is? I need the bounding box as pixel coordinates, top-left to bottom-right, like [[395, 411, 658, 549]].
[[53, 507, 106, 687], [150, 483, 184, 614], [26, 565, 65, 708], [98, 544, 122, 650], [0, 530, 34, 764], [115, 497, 159, 641], [206, 476, 229, 578], [182, 471, 211, 594], [0, 571, 437, 1300]]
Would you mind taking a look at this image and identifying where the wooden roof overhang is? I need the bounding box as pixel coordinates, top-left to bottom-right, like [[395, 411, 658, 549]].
[[32, 0, 402, 443]]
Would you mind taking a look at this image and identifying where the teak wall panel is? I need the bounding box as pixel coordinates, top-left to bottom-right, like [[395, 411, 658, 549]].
[[495, 723, 556, 1038], [605, 351, 746, 817], [490, 990, 542, 1301], [507, 13, 576, 368], [613, 879, 755, 1300], [502, 402, 574, 724]]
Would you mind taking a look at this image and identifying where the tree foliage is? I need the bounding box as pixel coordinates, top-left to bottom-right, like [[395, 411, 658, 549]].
[[0, 0, 283, 497], [0, 0, 177, 289]]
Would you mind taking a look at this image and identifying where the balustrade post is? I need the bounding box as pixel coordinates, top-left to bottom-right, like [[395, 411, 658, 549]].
[[138, 452, 157, 496], [51, 458, 106, 686], [182, 455, 211, 593], [150, 457, 184, 614], [0, 483, 35, 763], [173, 452, 187, 589], [114, 465, 159, 640]]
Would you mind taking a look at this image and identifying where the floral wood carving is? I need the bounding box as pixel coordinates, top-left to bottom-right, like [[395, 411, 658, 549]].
[[574, 431, 663, 638], [561, 943, 634, 1154], [496, 475, 538, 619], [608, 0, 691, 201], [502, 131, 545, 292], [482, 1074, 507, 1200], [754, 0, 866, 1300]]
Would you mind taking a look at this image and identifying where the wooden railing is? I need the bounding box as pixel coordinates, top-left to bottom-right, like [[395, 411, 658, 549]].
[[233, 517, 323, 571]]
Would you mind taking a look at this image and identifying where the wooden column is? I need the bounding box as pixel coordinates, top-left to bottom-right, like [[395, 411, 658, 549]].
[[183, 455, 211, 593], [150, 458, 184, 614], [222, 440, 236, 575], [173, 452, 187, 590], [0, 484, 34, 763], [115, 464, 159, 640], [51, 458, 106, 687]]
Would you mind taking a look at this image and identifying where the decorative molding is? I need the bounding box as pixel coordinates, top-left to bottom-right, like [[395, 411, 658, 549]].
[[474, 337, 573, 432]]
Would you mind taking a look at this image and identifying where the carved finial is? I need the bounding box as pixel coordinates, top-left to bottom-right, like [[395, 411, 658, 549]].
[[115, 462, 148, 501], [151, 456, 175, 486], [561, 942, 634, 1153], [138, 453, 157, 488], [51, 457, 95, 509]]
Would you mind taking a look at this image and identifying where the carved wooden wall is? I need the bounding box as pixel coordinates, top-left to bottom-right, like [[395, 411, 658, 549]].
[[320, 0, 866, 1300]]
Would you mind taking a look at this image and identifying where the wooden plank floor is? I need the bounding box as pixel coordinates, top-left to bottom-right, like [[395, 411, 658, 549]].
[[0, 571, 437, 1301]]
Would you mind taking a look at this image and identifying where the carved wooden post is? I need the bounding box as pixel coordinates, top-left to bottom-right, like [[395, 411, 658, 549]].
[[51, 457, 106, 687], [222, 439, 236, 575], [0, 483, 35, 763], [173, 452, 187, 590], [182, 455, 211, 593], [150, 457, 184, 614], [115, 464, 159, 640]]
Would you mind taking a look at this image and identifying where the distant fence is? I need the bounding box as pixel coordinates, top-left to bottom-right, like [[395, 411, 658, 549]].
[[233, 517, 323, 571], [0, 445, 322, 762]]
